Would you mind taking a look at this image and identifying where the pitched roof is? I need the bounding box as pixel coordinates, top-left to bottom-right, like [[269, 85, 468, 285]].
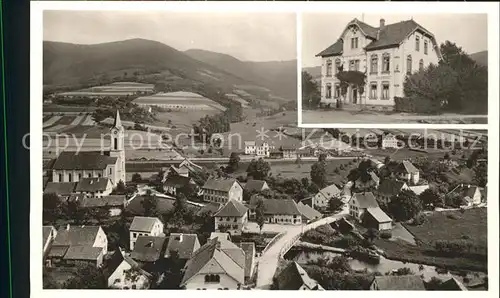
[[378, 179, 407, 196], [239, 242, 255, 278], [43, 226, 55, 247], [202, 178, 239, 192], [180, 238, 245, 286], [165, 233, 200, 260], [396, 160, 419, 174], [210, 232, 230, 241], [440, 276, 468, 291], [48, 245, 69, 258], [196, 202, 223, 216], [52, 151, 117, 170], [408, 185, 429, 196], [214, 200, 248, 217], [131, 236, 167, 262], [244, 179, 268, 192], [366, 207, 392, 223], [129, 216, 162, 232], [52, 226, 101, 247], [297, 202, 322, 221], [81, 195, 126, 208], [163, 175, 194, 188], [316, 39, 343, 57], [63, 246, 103, 261], [450, 184, 480, 198], [75, 177, 111, 192], [372, 275, 426, 290], [262, 199, 302, 216], [365, 20, 432, 51], [277, 262, 323, 290], [349, 18, 379, 39], [317, 184, 341, 200], [351, 192, 379, 209], [44, 182, 77, 196]]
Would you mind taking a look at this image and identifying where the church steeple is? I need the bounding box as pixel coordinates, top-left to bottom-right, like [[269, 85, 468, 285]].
[[113, 110, 122, 128]]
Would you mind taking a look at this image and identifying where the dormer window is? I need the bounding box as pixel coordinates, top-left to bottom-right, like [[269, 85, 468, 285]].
[[415, 36, 420, 51]]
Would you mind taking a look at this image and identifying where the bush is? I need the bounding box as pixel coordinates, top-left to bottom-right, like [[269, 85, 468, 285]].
[[412, 213, 427, 226], [380, 231, 392, 239], [394, 96, 442, 114]]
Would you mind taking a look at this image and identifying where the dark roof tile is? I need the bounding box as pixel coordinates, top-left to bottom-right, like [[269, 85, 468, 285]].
[[131, 236, 167, 262], [52, 151, 117, 170], [75, 177, 111, 192], [165, 233, 200, 260]]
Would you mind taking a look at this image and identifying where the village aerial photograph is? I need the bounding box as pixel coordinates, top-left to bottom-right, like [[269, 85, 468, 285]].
[[301, 13, 488, 125], [40, 9, 489, 291]]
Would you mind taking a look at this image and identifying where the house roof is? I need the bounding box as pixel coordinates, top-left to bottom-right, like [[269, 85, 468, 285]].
[[297, 202, 322, 221], [52, 226, 100, 247], [316, 39, 343, 57], [165, 233, 200, 260], [214, 200, 248, 217], [43, 226, 55, 247], [244, 179, 268, 192], [163, 175, 194, 188], [63, 246, 103, 261], [180, 238, 245, 286], [202, 178, 239, 192], [366, 207, 392, 223], [131, 236, 167, 262], [43, 158, 56, 170], [277, 262, 323, 290], [75, 177, 110, 192], [316, 184, 341, 200], [239, 242, 255, 278], [48, 245, 69, 258], [52, 151, 117, 170], [440, 276, 468, 291], [372, 275, 426, 290], [408, 185, 429, 196], [210, 232, 230, 241], [262, 199, 302, 216], [450, 184, 480, 199], [129, 216, 162, 232], [196, 202, 223, 216], [378, 179, 407, 196], [44, 182, 77, 196], [82, 195, 126, 208], [350, 192, 379, 209], [396, 160, 419, 174]]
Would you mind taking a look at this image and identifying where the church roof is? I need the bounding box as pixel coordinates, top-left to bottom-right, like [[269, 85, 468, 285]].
[[52, 151, 117, 170]]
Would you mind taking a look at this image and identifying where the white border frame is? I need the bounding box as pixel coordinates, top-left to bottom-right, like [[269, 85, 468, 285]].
[[31, 2, 498, 298]]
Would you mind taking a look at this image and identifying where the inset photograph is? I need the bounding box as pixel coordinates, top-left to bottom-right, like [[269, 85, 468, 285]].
[[301, 13, 488, 125]]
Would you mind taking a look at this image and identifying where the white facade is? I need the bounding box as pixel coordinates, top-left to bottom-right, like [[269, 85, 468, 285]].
[[319, 18, 440, 108], [94, 227, 109, 255], [108, 259, 150, 289], [75, 179, 114, 198], [244, 141, 273, 157], [398, 171, 420, 185], [382, 134, 399, 149], [265, 214, 302, 225], [129, 219, 164, 251], [203, 182, 243, 204], [214, 213, 248, 236]]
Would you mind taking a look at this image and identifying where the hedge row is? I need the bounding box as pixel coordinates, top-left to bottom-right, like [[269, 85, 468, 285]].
[[394, 96, 442, 114]]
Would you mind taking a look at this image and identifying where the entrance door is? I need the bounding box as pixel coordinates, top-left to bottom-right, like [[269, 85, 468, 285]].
[[352, 88, 358, 104]]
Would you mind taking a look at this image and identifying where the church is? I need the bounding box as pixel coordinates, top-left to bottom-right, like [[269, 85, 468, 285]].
[[49, 110, 126, 187]]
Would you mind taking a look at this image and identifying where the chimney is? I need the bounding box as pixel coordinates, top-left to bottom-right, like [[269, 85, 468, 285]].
[[380, 18, 385, 29], [66, 224, 70, 231]]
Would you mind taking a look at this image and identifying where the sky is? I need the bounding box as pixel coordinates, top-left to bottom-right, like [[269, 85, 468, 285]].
[[302, 13, 488, 67], [43, 10, 297, 62]]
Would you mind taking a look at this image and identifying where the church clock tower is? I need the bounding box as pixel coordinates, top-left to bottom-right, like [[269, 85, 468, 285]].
[[109, 110, 126, 185]]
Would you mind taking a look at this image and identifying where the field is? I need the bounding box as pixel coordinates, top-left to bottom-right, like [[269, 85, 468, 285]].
[[375, 208, 488, 272], [405, 208, 487, 253]]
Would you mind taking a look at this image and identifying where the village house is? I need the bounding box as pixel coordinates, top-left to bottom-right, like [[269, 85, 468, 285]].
[[369, 275, 426, 290], [348, 192, 392, 231], [395, 160, 420, 185], [251, 198, 303, 225], [202, 178, 243, 204], [317, 17, 441, 110], [244, 179, 270, 193], [129, 216, 165, 251], [355, 171, 380, 191], [439, 276, 468, 291], [43, 182, 77, 200], [42, 226, 57, 258], [47, 111, 126, 187], [214, 200, 249, 236], [166, 158, 204, 178], [244, 141, 274, 157], [362, 206, 393, 231], [376, 179, 409, 202], [306, 183, 342, 210], [108, 248, 152, 290], [74, 177, 113, 198], [447, 184, 483, 207], [281, 145, 298, 159], [46, 225, 108, 268], [165, 233, 201, 261], [80, 195, 128, 217], [130, 235, 167, 265], [381, 133, 400, 149], [297, 202, 323, 223], [275, 262, 324, 290], [180, 237, 247, 290], [163, 175, 198, 196]]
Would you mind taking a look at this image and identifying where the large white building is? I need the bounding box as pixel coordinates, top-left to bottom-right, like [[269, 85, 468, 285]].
[[244, 141, 274, 157], [317, 18, 441, 110], [48, 111, 126, 187]]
